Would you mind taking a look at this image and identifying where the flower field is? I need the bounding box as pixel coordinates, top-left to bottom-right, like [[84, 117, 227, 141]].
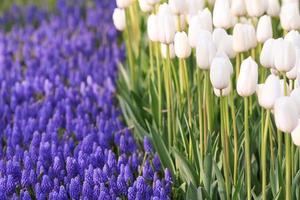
[[0, 1, 171, 199], [114, 0, 300, 199]]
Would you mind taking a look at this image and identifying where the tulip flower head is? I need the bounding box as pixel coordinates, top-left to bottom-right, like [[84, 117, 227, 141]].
[[147, 14, 160, 42], [113, 8, 126, 31], [274, 38, 296, 72], [260, 38, 275, 68], [174, 32, 191, 59], [245, 0, 267, 17], [267, 0, 280, 17], [280, 2, 300, 31], [116, 0, 133, 9], [169, 0, 188, 15], [274, 96, 298, 133], [256, 74, 281, 109], [196, 36, 216, 69], [256, 15, 273, 43], [237, 57, 258, 97], [210, 55, 233, 90], [231, 0, 246, 17], [213, 0, 234, 29], [292, 120, 300, 146]]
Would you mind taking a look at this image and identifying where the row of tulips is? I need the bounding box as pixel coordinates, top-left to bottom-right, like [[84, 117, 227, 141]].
[[114, 0, 300, 199]]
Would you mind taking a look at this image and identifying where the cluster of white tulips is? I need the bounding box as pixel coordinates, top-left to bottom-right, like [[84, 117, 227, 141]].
[[113, 0, 300, 199]]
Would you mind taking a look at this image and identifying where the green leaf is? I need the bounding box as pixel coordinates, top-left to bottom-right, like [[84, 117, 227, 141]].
[[150, 130, 175, 175], [213, 160, 226, 200], [173, 148, 198, 186], [292, 170, 300, 199], [186, 183, 198, 200]]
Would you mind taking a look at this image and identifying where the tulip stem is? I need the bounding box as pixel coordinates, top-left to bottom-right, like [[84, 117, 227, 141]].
[[164, 45, 173, 148], [205, 71, 212, 133], [244, 97, 251, 200], [221, 94, 230, 200], [197, 70, 204, 158], [155, 42, 162, 130], [262, 109, 270, 200], [229, 90, 238, 186], [183, 59, 192, 127], [285, 133, 291, 200]]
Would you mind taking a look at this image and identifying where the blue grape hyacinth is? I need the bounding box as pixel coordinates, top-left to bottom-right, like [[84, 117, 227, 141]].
[[0, 0, 172, 199]]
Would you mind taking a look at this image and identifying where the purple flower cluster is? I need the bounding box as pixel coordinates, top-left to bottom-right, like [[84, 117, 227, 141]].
[[0, 1, 172, 199]]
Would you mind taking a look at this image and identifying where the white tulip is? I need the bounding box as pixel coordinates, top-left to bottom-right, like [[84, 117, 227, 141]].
[[113, 8, 126, 31], [256, 15, 273, 43], [256, 74, 281, 109], [287, 66, 298, 80], [146, 0, 160, 5], [246, 24, 257, 49], [174, 32, 191, 58], [231, 0, 246, 17], [116, 0, 133, 9], [267, 0, 280, 17], [237, 57, 258, 97], [280, 2, 300, 31], [274, 96, 298, 133], [284, 30, 300, 49], [187, 0, 204, 16], [169, 0, 188, 15], [260, 38, 275, 68], [214, 84, 231, 97], [292, 120, 300, 146], [196, 37, 216, 69], [157, 6, 176, 44], [213, 0, 234, 29], [245, 0, 267, 17], [217, 35, 236, 58], [210, 55, 233, 90], [274, 38, 296, 72], [291, 88, 300, 116], [282, 0, 299, 6], [161, 43, 175, 59], [189, 28, 212, 48], [139, 0, 153, 12], [212, 28, 227, 46], [233, 23, 247, 52], [198, 8, 213, 32], [147, 14, 160, 42]]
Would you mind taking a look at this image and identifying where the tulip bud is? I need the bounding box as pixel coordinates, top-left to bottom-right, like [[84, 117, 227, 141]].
[[174, 32, 191, 58], [214, 84, 231, 97], [256, 74, 281, 109], [284, 30, 300, 49], [213, 29, 236, 58], [233, 23, 249, 52], [157, 8, 176, 44], [210, 55, 233, 90], [245, 0, 267, 17], [274, 96, 298, 133], [139, 0, 153, 12], [187, 0, 205, 17], [237, 57, 258, 97], [147, 0, 160, 5], [288, 49, 300, 79], [188, 9, 212, 47], [161, 43, 175, 59], [260, 38, 275, 68], [256, 15, 273, 43], [290, 88, 300, 115], [116, 0, 133, 9], [231, 0, 246, 17], [147, 14, 159, 42], [169, 0, 188, 15], [246, 24, 257, 49], [189, 26, 212, 48], [113, 8, 126, 31], [196, 36, 216, 69], [280, 3, 300, 31], [292, 120, 300, 146], [212, 28, 227, 47], [267, 0, 280, 17], [274, 38, 296, 72], [213, 0, 234, 29]]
